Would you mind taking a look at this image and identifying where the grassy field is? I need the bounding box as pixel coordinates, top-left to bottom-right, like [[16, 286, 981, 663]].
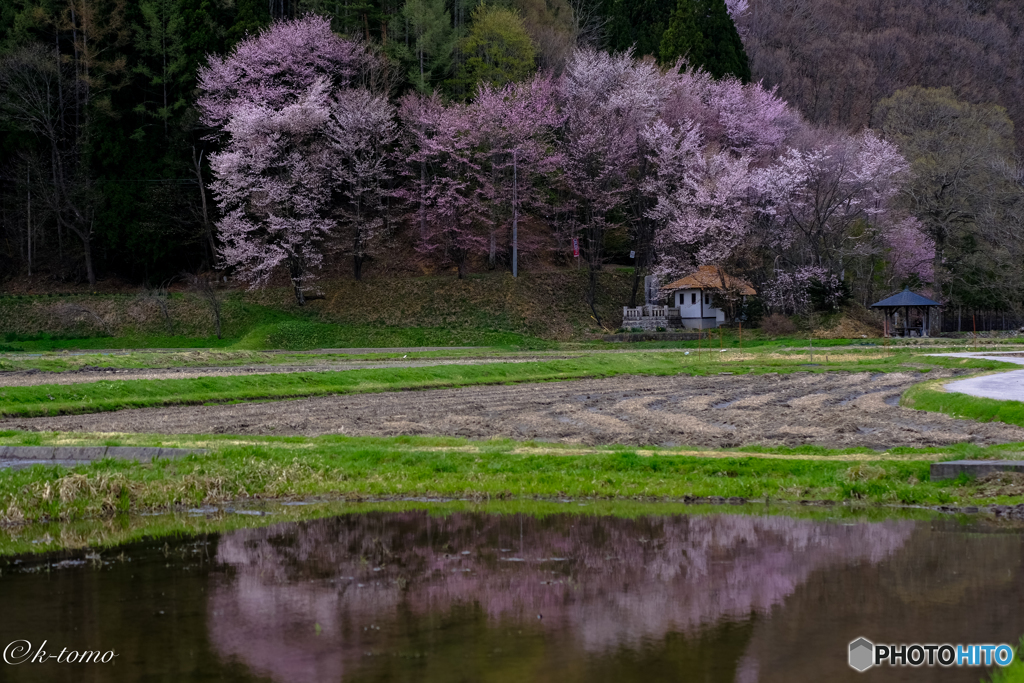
[[1, 431, 1021, 529], [2, 321, 553, 353], [0, 350, 1012, 418], [2, 339, 1023, 543], [903, 378, 1024, 428]]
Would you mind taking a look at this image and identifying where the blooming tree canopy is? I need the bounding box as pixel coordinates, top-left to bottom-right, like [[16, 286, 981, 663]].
[[331, 88, 399, 280], [557, 48, 670, 320], [198, 16, 392, 301], [469, 76, 562, 266], [197, 15, 371, 130], [194, 23, 924, 318], [398, 92, 484, 279], [755, 129, 910, 273]]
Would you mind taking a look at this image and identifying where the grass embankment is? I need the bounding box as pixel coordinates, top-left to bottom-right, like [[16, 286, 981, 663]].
[[2, 432, 1021, 528], [2, 320, 551, 353], [0, 352, 1012, 418], [903, 379, 1024, 429], [0, 270, 636, 349]]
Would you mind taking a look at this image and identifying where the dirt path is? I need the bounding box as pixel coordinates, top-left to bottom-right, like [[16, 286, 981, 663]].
[[4, 369, 1023, 450], [0, 357, 561, 387]]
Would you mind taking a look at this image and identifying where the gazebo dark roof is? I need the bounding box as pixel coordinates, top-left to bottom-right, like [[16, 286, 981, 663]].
[[871, 287, 941, 308]]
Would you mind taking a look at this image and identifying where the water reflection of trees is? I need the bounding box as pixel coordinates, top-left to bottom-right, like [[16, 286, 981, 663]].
[[209, 511, 912, 682]]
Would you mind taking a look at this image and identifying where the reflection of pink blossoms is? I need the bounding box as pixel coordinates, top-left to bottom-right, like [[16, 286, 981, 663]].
[[209, 511, 912, 683]]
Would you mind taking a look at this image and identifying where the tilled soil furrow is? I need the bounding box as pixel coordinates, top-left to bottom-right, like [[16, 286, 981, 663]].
[[2, 369, 1022, 450]]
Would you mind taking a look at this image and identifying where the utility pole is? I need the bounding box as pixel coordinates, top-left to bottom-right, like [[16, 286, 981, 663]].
[[26, 167, 31, 276], [512, 149, 518, 278]]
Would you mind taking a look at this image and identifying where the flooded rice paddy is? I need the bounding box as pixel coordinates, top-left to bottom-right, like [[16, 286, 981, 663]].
[[2, 507, 1024, 682]]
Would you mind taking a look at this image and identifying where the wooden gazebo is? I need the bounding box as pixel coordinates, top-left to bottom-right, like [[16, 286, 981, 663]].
[[871, 288, 941, 338]]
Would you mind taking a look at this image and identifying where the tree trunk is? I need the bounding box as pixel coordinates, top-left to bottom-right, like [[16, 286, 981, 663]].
[[290, 260, 306, 305], [82, 232, 96, 285], [353, 254, 363, 280], [193, 148, 217, 264]]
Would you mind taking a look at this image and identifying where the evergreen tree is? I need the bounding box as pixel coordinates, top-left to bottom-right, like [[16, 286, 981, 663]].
[[658, 0, 701, 68], [601, 0, 676, 60], [660, 0, 749, 81], [391, 0, 453, 93], [225, 0, 270, 47], [694, 0, 748, 81], [132, 0, 187, 140]]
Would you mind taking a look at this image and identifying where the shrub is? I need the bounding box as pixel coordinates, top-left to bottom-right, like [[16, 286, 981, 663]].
[[761, 313, 797, 337]]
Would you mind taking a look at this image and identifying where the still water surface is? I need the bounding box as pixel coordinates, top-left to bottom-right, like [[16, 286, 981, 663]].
[[2, 508, 1023, 682]]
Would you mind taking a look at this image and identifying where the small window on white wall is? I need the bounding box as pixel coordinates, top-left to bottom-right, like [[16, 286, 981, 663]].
[[691, 292, 697, 305], [705, 294, 711, 305]]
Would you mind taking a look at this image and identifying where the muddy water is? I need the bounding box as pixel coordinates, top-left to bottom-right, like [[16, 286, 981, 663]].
[[2, 510, 1024, 682]]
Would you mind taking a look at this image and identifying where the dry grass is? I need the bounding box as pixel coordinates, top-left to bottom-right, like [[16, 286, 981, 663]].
[[844, 464, 888, 481], [974, 472, 1024, 498], [814, 313, 883, 339]]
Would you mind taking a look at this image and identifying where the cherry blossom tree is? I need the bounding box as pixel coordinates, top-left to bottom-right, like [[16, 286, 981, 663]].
[[754, 129, 909, 277], [643, 71, 798, 287], [397, 76, 561, 278], [197, 15, 372, 130], [558, 48, 669, 323], [209, 78, 338, 304], [331, 89, 399, 281], [469, 76, 563, 269], [198, 16, 391, 301], [883, 216, 935, 287], [761, 266, 843, 314], [645, 120, 755, 283], [397, 92, 486, 279]]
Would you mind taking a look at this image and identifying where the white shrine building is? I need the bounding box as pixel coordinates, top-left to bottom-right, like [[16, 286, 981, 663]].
[[622, 266, 757, 330]]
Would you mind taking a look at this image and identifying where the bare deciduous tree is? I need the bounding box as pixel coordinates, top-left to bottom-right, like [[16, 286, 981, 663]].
[[182, 270, 223, 339]]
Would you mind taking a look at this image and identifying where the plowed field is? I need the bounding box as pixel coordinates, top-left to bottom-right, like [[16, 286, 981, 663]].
[[4, 369, 1022, 450]]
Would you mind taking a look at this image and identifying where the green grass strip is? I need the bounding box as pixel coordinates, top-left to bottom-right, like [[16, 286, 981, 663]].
[[0, 433, 989, 527], [0, 353, 1012, 418], [902, 378, 1024, 428]]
